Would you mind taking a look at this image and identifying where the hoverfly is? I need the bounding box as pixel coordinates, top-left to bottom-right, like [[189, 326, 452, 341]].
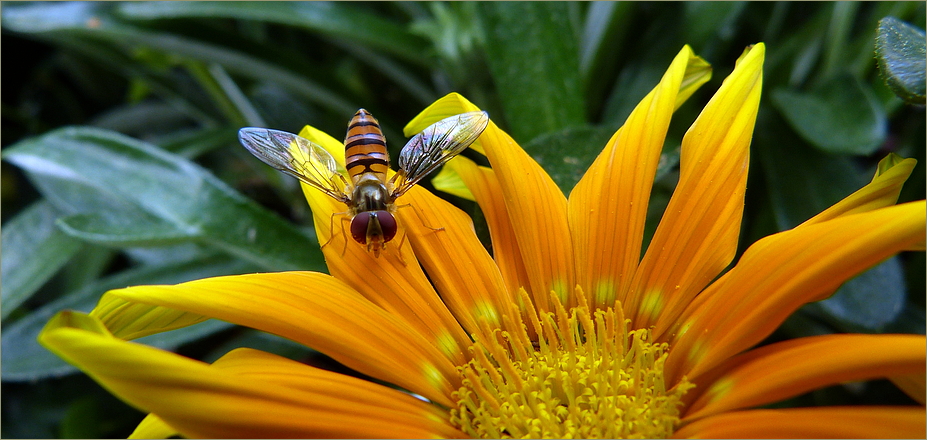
[[238, 109, 489, 257]]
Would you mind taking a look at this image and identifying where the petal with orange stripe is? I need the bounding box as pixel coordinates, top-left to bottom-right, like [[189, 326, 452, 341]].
[[39, 311, 461, 438], [666, 201, 926, 383], [398, 183, 516, 340], [683, 334, 926, 421], [479, 120, 574, 312], [100, 271, 461, 406], [673, 406, 925, 439], [801, 153, 918, 228], [627, 43, 765, 332], [446, 156, 531, 306], [407, 93, 573, 312], [568, 45, 709, 310]]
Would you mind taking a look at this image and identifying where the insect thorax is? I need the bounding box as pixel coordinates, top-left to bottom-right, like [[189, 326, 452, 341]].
[[351, 176, 391, 213]]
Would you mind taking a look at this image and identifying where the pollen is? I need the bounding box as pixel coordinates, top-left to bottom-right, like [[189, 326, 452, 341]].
[[450, 288, 692, 438]]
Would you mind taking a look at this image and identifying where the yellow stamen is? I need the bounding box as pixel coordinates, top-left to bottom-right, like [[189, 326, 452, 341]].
[[450, 288, 693, 438]]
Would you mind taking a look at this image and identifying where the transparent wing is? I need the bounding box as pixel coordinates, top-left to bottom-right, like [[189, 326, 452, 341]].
[[392, 111, 489, 198], [238, 127, 351, 203]]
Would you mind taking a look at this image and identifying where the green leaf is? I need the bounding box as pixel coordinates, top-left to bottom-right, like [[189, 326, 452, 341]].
[[821, 1, 859, 78], [683, 2, 748, 53], [116, 1, 430, 67], [885, 299, 927, 335], [4, 127, 324, 271], [876, 16, 927, 105], [523, 125, 616, 194], [155, 125, 240, 158], [60, 245, 115, 296], [480, 2, 586, 143], [2, 2, 357, 116], [1, 255, 253, 382], [1, 200, 83, 320], [756, 110, 871, 230], [811, 257, 906, 333], [56, 212, 197, 247], [580, 1, 634, 113], [58, 396, 103, 439], [771, 74, 886, 155], [91, 102, 208, 140]]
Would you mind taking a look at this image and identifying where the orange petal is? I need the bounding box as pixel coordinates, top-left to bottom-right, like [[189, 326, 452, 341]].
[[410, 93, 574, 312], [666, 201, 926, 383], [568, 46, 704, 309], [673, 406, 925, 439], [802, 153, 917, 226], [480, 121, 574, 312], [102, 272, 461, 406], [627, 43, 764, 332], [295, 125, 472, 366], [208, 347, 460, 435], [446, 156, 531, 307], [397, 183, 517, 339], [891, 373, 927, 405], [683, 334, 926, 421], [39, 312, 461, 439]]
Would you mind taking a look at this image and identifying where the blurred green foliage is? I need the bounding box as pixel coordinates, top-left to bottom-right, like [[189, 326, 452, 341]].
[[2, 2, 924, 437]]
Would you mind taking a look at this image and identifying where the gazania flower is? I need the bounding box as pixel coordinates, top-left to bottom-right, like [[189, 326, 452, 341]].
[[40, 43, 925, 438]]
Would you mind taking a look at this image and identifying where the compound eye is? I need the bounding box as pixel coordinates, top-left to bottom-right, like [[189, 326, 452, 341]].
[[377, 211, 398, 242], [350, 212, 371, 244]]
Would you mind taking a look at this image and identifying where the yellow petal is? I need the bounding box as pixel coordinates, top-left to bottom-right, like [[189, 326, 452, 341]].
[[683, 334, 926, 421], [673, 406, 926, 439], [39, 312, 461, 438], [674, 51, 713, 110], [626, 43, 764, 331], [102, 271, 461, 406], [129, 414, 176, 439], [298, 124, 347, 164], [666, 201, 926, 383], [398, 183, 517, 339], [801, 153, 917, 226], [430, 164, 477, 201], [568, 45, 704, 309], [90, 293, 209, 340]]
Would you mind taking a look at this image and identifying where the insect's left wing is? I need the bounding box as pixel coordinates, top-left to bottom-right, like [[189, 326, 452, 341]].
[[392, 111, 489, 198], [238, 128, 352, 203]]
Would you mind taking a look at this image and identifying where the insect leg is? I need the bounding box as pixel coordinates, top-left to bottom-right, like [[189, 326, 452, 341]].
[[387, 229, 409, 267], [396, 203, 445, 233], [320, 210, 352, 252]]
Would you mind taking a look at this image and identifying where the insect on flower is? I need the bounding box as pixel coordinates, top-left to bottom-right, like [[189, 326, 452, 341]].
[[238, 109, 489, 257]]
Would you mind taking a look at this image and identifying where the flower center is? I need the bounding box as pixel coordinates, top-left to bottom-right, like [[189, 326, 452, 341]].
[[450, 289, 692, 438]]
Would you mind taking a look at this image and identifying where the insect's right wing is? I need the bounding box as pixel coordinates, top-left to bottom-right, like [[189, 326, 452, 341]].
[[238, 128, 351, 203], [391, 111, 489, 198]]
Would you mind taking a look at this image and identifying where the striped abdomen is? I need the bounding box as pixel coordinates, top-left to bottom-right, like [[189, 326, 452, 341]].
[[344, 109, 390, 185]]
